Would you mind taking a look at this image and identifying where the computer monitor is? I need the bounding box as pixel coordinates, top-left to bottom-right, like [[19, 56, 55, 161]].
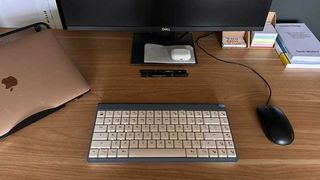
[[56, 0, 273, 64]]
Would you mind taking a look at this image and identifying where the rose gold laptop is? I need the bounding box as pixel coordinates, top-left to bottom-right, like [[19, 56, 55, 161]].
[[0, 30, 90, 139]]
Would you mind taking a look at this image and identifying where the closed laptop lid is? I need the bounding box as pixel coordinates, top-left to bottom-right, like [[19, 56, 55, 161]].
[[0, 30, 90, 136]]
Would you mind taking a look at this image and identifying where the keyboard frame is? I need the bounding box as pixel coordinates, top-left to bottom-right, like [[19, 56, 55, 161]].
[[88, 103, 238, 163]]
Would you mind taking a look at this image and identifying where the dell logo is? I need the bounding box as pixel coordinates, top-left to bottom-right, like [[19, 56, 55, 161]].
[[161, 27, 171, 32]]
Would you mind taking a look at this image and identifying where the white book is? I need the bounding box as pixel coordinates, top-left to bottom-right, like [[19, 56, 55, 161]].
[[0, 0, 62, 29], [275, 23, 320, 63], [286, 64, 320, 69], [275, 41, 320, 68]]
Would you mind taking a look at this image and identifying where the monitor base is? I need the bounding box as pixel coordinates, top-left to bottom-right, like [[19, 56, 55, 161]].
[[131, 32, 196, 65]]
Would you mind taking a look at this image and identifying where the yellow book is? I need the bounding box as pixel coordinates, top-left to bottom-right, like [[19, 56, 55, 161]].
[[279, 53, 290, 65]]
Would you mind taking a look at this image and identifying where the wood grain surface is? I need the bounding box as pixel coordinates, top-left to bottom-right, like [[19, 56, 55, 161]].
[[0, 29, 320, 180]]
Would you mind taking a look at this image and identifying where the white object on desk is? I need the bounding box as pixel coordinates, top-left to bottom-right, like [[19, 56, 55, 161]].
[[171, 48, 191, 61], [88, 104, 238, 162], [144, 43, 196, 64]]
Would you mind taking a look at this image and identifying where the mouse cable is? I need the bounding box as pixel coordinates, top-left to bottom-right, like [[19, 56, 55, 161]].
[[195, 32, 272, 106]]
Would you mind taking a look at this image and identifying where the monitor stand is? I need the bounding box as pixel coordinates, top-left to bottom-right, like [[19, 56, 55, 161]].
[[131, 32, 196, 65]]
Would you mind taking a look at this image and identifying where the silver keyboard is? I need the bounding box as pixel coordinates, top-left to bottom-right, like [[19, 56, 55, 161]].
[[88, 104, 237, 162]]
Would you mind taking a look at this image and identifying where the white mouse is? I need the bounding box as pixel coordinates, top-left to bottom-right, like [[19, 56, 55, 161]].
[[171, 48, 191, 61]]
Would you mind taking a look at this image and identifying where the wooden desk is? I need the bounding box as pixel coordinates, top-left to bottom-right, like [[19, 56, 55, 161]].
[[1, 30, 320, 180]]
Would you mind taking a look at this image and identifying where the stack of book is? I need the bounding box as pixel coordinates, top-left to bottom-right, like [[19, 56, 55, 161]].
[[275, 23, 320, 68], [251, 23, 278, 48]]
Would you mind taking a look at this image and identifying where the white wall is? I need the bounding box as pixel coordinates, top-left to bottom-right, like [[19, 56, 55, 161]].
[[271, 0, 320, 39], [0, 0, 62, 28]]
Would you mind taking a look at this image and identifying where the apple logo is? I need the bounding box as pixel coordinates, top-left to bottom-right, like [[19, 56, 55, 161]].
[[1, 76, 18, 92]]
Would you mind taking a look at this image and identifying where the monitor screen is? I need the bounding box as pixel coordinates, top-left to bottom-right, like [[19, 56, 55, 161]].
[[57, 0, 273, 31]]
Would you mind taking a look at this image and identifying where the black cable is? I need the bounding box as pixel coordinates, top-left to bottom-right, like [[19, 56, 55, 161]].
[[176, 32, 189, 41], [195, 32, 272, 106], [0, 22, 51, 39]]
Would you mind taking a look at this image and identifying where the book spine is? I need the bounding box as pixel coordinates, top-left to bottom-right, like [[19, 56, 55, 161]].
[[275, 38, 286, 53], [280, 53, 290, 65], [275, 41, 290, 66], [274, 42, 283, 55], [276, 37, 293, 60]]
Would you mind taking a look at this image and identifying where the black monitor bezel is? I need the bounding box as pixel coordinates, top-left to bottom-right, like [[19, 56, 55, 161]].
[[56, 0, 272, 32]]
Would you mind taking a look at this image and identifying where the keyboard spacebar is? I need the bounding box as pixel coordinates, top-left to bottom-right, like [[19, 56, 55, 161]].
[[129, 149, 186, 157]]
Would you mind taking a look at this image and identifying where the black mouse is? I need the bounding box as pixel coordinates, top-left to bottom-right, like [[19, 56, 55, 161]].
[[256, 105, 294, 145]]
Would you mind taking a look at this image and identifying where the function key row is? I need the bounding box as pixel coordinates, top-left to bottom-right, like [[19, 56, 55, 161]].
[[97, 110, 227, 118], [95, 117, 229, 125]]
